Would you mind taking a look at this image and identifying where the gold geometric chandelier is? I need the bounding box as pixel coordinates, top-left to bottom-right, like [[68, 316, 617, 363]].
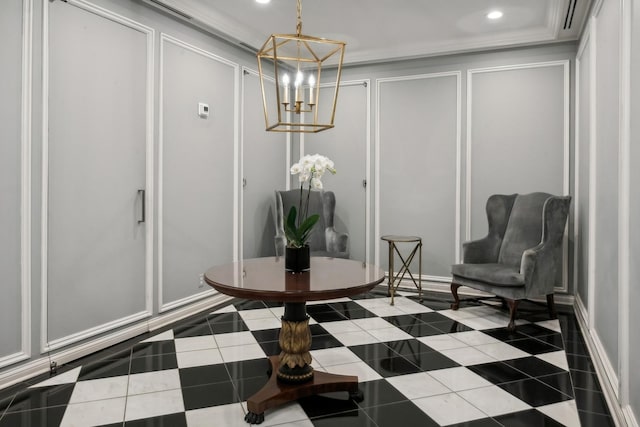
[[257, 0, 346, 133]]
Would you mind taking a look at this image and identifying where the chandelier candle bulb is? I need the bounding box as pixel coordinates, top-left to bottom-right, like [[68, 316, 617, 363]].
[[308, 75, 315, 104], [282, 74, 290, 104], [295, 71, 303, 103]]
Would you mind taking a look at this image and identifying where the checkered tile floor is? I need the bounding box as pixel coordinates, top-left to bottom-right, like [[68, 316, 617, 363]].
[[0, 288, 614, 426]]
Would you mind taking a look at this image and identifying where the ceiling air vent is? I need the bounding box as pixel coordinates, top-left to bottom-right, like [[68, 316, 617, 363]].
[[563, 0, 577, 29]]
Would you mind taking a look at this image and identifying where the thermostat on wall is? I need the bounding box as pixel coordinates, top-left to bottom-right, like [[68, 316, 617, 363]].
[[198, 102, 209, 119]]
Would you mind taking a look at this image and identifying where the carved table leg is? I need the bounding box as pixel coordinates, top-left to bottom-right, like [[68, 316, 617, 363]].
[[546, 294, 558, 319], [506, 299, 520, 332]]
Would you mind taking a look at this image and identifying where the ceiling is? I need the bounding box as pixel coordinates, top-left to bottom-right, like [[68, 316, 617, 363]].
[[144, 0, 591, 65]]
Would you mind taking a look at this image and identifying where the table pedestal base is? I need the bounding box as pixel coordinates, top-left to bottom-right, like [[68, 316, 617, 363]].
[[245, 355, 362, 424]]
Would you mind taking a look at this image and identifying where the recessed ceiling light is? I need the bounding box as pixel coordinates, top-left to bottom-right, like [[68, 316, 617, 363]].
[[256, 0, 271, 3], [487, 10, 503, 20]]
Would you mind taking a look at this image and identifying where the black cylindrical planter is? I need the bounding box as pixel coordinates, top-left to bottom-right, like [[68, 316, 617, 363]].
[[285, 246, 310, 272]]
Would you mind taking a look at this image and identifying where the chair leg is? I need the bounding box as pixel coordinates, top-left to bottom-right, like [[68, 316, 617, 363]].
[[450, 283, 461, 310], [546, 293, 557, 319], [506, 299, 520, 332]]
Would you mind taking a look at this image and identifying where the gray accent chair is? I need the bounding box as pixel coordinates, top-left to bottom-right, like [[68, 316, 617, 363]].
[[450, 192, 571, 331], [274, 189, 349, 258]]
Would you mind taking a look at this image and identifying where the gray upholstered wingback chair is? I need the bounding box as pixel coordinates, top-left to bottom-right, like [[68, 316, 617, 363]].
[[274, 189, 349, 258], [450, 192, 571, 331]]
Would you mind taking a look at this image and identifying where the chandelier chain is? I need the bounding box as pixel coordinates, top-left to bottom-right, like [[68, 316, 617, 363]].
[[296, 0, 302, 36]]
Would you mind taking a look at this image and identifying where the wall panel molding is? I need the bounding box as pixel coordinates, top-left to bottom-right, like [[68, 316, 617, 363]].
[[158, 33, 239, 312], [375, 71, 461, 279], [0, 0, 33, 370], [41, 0, 155, 352], [466, 60, 570, 292]]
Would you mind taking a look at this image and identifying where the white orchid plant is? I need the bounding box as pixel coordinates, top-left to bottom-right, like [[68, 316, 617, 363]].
[[286, 154, 336, 248]]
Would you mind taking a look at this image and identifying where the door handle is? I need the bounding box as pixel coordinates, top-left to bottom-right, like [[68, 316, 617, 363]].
[[138, 189, 145, 224]]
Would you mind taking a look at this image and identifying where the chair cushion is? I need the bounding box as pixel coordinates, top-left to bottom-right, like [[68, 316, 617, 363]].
[[498, 193, 549, 267], [451, 263, 525, 286]]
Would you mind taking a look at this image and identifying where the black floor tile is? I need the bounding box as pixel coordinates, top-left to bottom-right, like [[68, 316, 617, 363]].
[[563, 338, 588, 355], [507, 337, 561, 354], [310, 409, 377, 427], [570, 369, 602, 391], [406, 350, 459, 372], [363, 355, 421, 377], [309, 324, 330, 336], [258, 340, 281, 356], [398, 322, 443, 337], [209, 321, 249, 335], [411, 312, 452, 324], [578, 410, 616, 427], [207, 312, 244, 324], [309, 311, 348, 322], [382, 339, 434, 357], [469, 361, 529, 384], [3, 385, 74, 413], [181, 381, 240, 411], [515, 323, 558, 338], [225, 358, 271, 381], [382, 315, 421, 327], [409, 297, 454, 311], [306, 304, 337, 314], [124, 412, 188, 426], [503, 356, 565, 378], [498, 378, 572, 407], [430, 320, 474, 334], [232, 376, 268, 401], [339, 308, 379, 320], [493, 408, 565, 426], [349, 343, 398, 362], [299, 392, 359, 418], [129, 353, 178, 374], [179, 364, 230, 387], [561, 327, 586, 343], [353, 379, 407, 408], [364, 400, 439, 427], [78, 358, 131, 380], [483, 328, 528, 342], [533, 333, 565, 349], [0, 405, 67, 427], [537, 372, 574, 397], [173, 323, 213, 338], [251, 329, 280, 343], [565, 353, 596, 372], [574, 387, 610, 415], [310, 334, 343, 350], [130, 341, 176, 358]]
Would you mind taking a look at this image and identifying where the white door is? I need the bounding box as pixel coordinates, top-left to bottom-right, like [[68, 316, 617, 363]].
[[46, 2, 149, 342]]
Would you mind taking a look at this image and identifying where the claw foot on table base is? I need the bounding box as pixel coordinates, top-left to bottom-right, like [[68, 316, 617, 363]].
[[244, 411, 264, 424]]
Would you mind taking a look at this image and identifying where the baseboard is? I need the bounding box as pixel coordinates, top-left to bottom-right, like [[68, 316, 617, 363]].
[[0, 292, 231, 391], [622, 405, 639, 427], [574, 295, 626, 427]]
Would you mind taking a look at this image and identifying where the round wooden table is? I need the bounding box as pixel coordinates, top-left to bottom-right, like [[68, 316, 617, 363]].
[[204, 257, 385, 424]]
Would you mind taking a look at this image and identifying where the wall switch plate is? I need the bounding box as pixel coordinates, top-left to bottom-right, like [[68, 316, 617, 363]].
[[198, 103, 209, 119]]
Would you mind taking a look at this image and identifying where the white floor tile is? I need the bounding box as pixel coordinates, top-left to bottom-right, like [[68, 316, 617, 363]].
[[60, 397, 126, 427], [175, 336, 218, 353], [387, 372, 451, 399], [176, 348, 224, 369], [310, 347, 361, 367], [352, 317, 394, 330], [458, 385, 531, 416], [141, 329, 174, 343], [353, 298, 393, 309], [413, 392, 486, 425], [450, 330, 501, 346], [127, 369, 181, 395], [394, 298, 434, 314], [239, 308, 279, 321], [538, 399, 581, 427], [536, 350, 570, 371], [458, 316, 506, 330], [219, 343, 266, 362], [367, 327, 414, 342], [214, 331, 258, 348], [261, 401, 310, 426], [186, 403, 247, 427], [332, 330, 379, 346], [440, 346, 496, 366], [124, 388, 185, 421], [323, 361, 382, 382], [417, 335, 467, 351], [360, 305, 407, 317], [68, 376, 129, 403], [475, 342, 530, 361], [30, 366, 82, 388], [244, 317, 283, 331], [210, 305, 237, 314], [270, 307, 285, 318], [427, 367, 493, 392], [535, 319, 562, 333], [318, 320, 361, 335]]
